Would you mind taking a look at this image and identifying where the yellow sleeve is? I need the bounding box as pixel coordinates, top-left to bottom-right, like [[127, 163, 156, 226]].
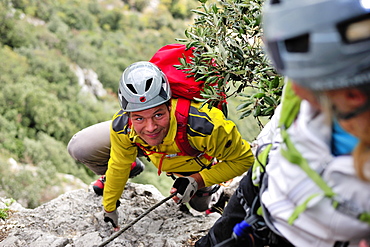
[[103, 113, 137, 212], [191, 107, 255, 187]]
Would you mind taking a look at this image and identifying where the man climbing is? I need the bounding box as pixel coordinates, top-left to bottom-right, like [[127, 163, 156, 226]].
[[68, 60, 254, 230], [196, 0, 370, 246]]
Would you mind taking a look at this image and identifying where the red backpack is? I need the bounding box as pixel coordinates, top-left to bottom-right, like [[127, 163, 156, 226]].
[[121, 44, 220, 175], [149, 44, 203, 100], [130, 44, 229, 174], [129, 44, 216, 175], [149, 44, 206, 160]]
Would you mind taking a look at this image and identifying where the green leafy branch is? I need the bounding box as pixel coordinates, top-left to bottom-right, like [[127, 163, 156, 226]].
[[176, 0, 283, 127]]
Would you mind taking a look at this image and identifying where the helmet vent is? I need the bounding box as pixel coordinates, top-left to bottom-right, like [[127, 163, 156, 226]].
[[121, 96, 128, 109], [270, 0, 281, 4], [127, 84, 138, 94], [159, 87, 168, 100], [145, 78, 153, 91], [285, 33, 309, 53], [267, 41, 284, 71], [338, 14, 370, 44], [161, 78, 166, 85]]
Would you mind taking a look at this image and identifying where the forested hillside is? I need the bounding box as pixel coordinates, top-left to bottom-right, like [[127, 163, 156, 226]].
[[0, 0, 264, 208], [0, 0, 202, 207]]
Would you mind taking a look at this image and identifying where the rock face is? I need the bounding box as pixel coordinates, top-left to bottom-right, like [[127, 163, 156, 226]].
[[70, 64, 107, 98], [0, 182, 224, 247]]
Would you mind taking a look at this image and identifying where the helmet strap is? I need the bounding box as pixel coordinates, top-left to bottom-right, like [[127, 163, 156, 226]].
[[333, 99, 370, 120]]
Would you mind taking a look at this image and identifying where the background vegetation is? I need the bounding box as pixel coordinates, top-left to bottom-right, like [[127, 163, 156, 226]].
[[0, 0, 279, 208], [176, 0, 282, 128]]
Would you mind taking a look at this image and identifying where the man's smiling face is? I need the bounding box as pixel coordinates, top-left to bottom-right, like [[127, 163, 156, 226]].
[[130, 103, 171, 146]]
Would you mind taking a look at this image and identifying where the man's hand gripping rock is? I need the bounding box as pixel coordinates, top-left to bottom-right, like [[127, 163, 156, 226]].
[[103, 200, 121, 231], [170, 176, 198, 204]]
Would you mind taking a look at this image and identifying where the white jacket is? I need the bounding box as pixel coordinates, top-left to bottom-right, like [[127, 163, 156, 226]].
[[256, 100, 370, 247]]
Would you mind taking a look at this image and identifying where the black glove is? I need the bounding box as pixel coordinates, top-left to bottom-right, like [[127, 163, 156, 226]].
[[172, 176, 198, 204]]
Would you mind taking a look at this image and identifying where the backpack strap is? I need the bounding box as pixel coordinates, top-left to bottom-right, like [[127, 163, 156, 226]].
[[279, 78, 302, 129], [175, 98, 204, 157]]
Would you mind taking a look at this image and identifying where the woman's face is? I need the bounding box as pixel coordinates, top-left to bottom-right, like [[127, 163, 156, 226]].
[[325, 88, 370, 182], [287, 81, 370, 180], [292, 81, 370, 144]]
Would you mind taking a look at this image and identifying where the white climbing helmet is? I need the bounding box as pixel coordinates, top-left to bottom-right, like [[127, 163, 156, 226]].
[[118, 61, 172, 112]]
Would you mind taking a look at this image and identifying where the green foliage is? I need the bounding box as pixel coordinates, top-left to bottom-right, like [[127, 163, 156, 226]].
[[0, 159, 58, 208], [160, 0, 198, 19], [57, 3, 96, 30], [0, 208, 9, 220], [23, 133, 92, 182], [33, 0, 55, 21], [10, 0, 53, 19], [98, 9, 123, 31], [122, 0, 149, 12], [47, 14, 69, 37], [0, 46, 29, 85], [0, 0, 277, 207], [18, 48, 76, 84], [0, 0, 193, 208], [0, 1, 17, 47], [141, 5, 175, 30], [170, 0, 199, 19], [0, 195, 15, 220], [0, 115, 25, 158], [0, 11, 36, 48], [4, 198, 16, 207], [177, 0, 282, 128]]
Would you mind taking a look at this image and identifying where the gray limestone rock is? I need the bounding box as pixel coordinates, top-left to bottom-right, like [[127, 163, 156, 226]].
[[0, 182, 231, 247]]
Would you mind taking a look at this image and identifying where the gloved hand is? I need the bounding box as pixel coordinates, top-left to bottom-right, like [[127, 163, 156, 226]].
[[172, 176, 198, 204], [104, 210, 119, 229], [103, 200, 121, 229]]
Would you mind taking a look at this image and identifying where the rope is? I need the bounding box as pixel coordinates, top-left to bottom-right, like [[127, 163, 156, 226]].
[[96, 193, 177, 247]]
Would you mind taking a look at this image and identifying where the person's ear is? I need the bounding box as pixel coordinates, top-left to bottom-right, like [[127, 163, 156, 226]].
[[344, 88, 368, 108]]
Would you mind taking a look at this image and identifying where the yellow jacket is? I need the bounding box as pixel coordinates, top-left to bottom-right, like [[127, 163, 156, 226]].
[[103, 98, 254, 211]]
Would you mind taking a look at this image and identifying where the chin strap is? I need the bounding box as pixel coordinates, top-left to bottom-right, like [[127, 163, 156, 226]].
[[334, 99, 370, 120]]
